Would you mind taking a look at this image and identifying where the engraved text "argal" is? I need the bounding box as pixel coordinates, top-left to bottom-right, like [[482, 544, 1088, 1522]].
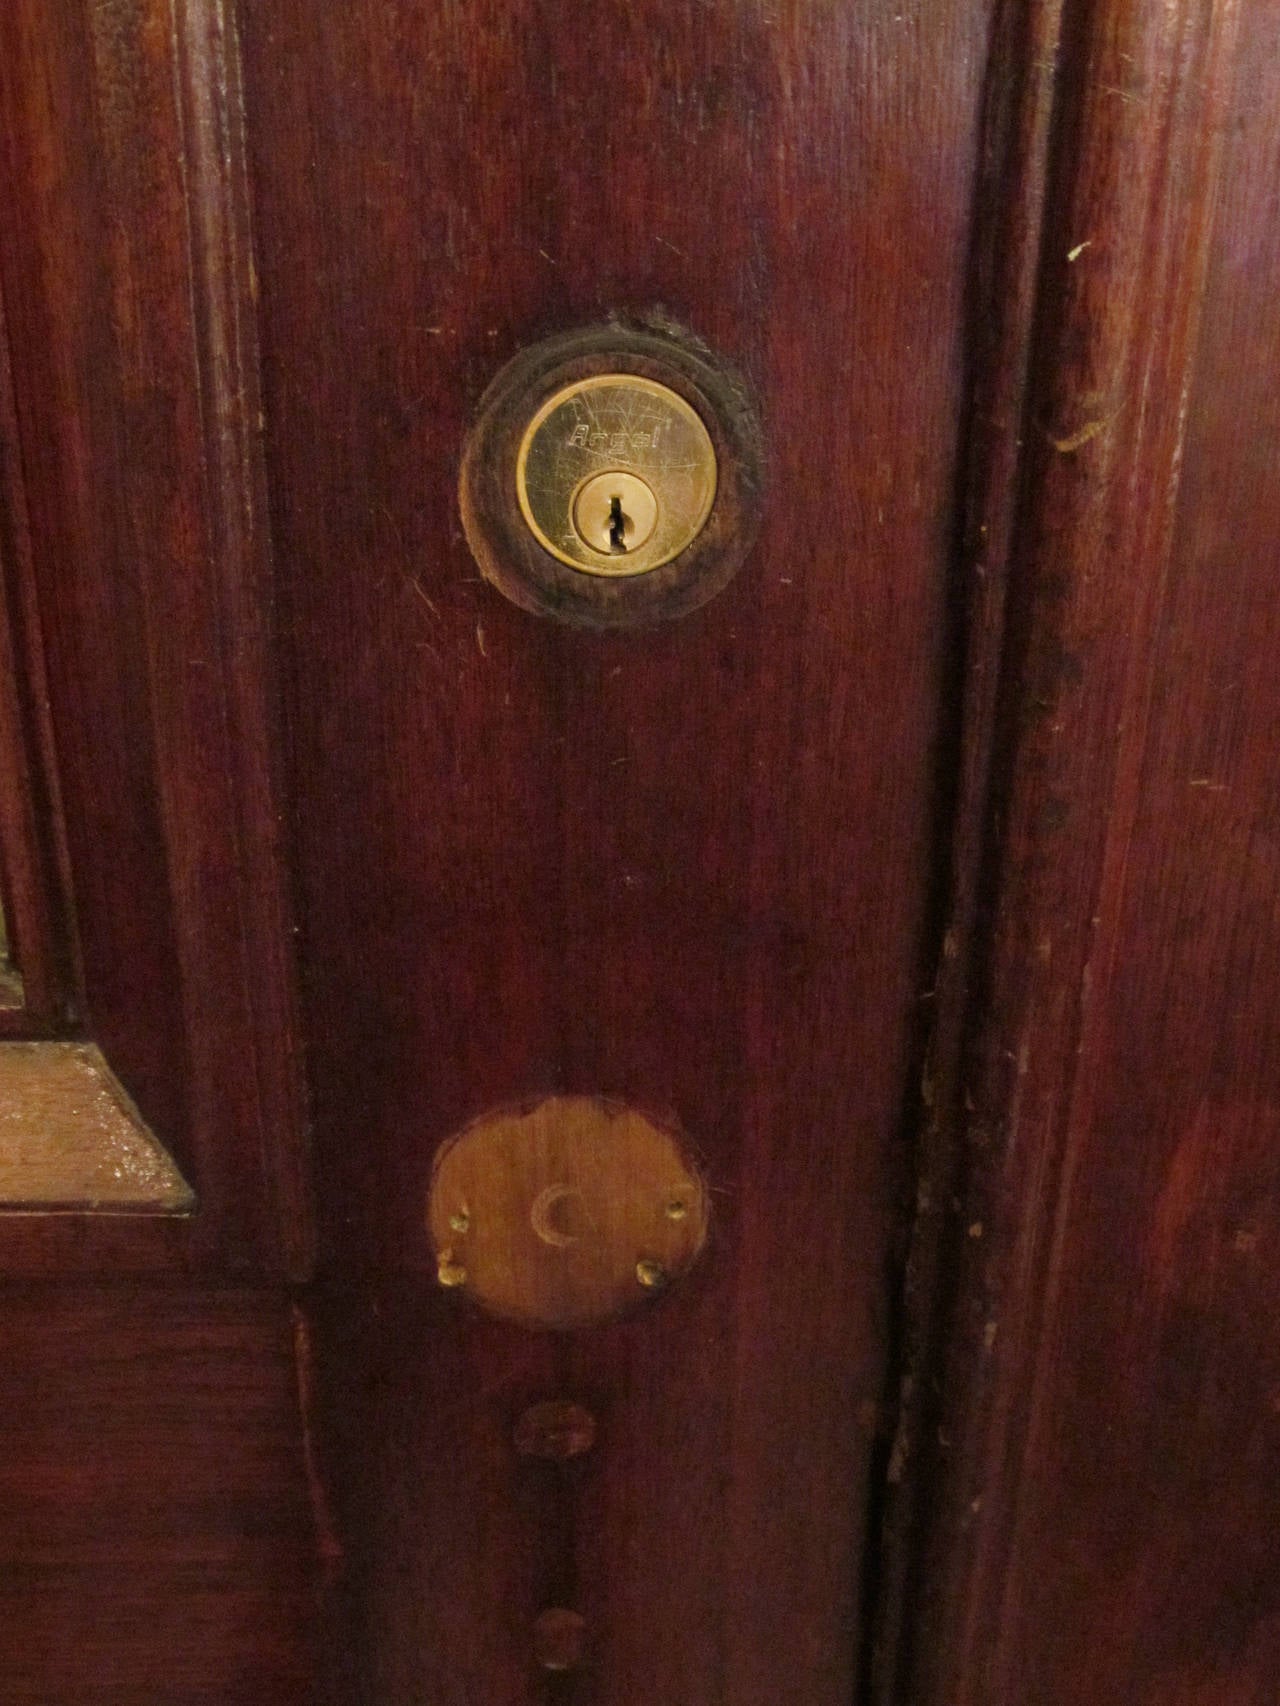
[[566, 423, 662, 456]]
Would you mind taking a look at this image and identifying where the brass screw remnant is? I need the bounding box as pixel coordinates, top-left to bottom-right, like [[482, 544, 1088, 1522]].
[[665, 1197, 689, 1221], [437, 1249, 468, 1289], [448, 1207, 470, 1234], [635, 1257, 668, 1291]]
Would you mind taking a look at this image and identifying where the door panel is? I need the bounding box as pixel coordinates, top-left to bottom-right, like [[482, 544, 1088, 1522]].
[[235, 2, 990, 1698], [0, 0, 309, 1277], [4, 2, 1279, 1704], [0, 1287, 314, 1706]]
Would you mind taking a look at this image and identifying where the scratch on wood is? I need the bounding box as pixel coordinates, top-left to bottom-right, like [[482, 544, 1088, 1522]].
[[1099, 82, 1146, 106], [405, 575, 438, 617], [1041, 411, 1119, 453], [291, 1303, 344, 1571]]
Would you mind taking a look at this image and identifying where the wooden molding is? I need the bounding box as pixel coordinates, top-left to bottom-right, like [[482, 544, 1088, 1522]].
[[171, 0, 315, 1279], [0, 277, 79, 1034], [870, 0, 1070, 1689], [0, 0, 311, 1274], [880, 1, 1247, 1700]]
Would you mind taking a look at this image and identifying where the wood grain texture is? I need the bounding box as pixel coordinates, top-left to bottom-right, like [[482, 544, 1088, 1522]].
[[235, 1, 995, 1698], [7, 2, 1278, 1701], [0, 0, 309, 1274], [171, 0, 316, 1280], [0, 277, 80, 1034], [871, 0, 1069, 1686], [883, 1, 1280, 1702], [0, 1285, 315, 1705]]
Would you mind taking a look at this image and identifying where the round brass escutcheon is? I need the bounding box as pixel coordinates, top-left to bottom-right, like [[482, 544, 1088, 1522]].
[[458, 322, 763, 628], [427, 1095, 709, 1330], [516, 375, 716, 577]]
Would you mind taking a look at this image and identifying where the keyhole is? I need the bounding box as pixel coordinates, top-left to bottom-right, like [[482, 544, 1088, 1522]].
[[608, 494, 629, 553], [569, 471, 659, 560]]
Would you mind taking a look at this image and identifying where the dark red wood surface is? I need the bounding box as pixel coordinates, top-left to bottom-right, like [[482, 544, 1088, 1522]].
[[0, 1285, 315, 1705], [0, 0, 309, 1276], [979, 8, 1280, 1696], [3, 0, 1280, 1702], [0, 5, 317, 1692], [0, 286, 79, 1033], [235, 1, 992, 1699], [883, 3, 1280, 1703]]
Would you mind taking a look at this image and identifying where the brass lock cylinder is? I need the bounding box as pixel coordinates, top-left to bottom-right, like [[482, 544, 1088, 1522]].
[[515, 374, 717, 577], [458, 322, 763, 627]]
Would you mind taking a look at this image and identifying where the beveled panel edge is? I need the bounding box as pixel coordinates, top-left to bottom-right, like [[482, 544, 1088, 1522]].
[[0, 1040, 194, 1213]]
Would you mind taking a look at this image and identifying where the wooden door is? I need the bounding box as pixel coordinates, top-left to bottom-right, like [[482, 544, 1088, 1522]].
[[1, 3, 1278, 1705], [235, 2, 987, 1698]]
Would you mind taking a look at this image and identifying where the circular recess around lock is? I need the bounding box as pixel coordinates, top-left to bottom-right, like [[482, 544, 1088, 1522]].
[[458, 322, 763, 628], [516, 376, 717, 577]]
